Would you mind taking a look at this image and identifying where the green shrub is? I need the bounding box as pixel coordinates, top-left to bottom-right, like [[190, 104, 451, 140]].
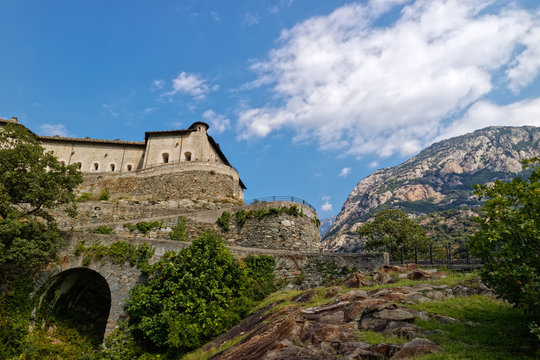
[[234, 209, 247, 227], [91, 226, 113, 234], [123, 221, 163, 235], [125, 231, 251, 355], [75, 241, 154, 269], [98, 189, 110, 201], [216, 211, 231, 232], [169, 217, 188, 241], [77, 192, 92, 202], [243, 255, 276, 301], [471, 158, 540, 321]]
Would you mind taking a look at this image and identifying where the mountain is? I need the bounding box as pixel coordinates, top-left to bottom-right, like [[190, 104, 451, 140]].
[[322, 126, 540, 252], [319, 216, 336, 237]]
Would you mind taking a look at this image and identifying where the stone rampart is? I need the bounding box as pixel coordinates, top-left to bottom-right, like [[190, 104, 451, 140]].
[[78, 168, 243, 202], [73, 201, 320, 252]]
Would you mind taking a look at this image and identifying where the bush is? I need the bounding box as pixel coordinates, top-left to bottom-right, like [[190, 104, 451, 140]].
[[243, 255, 276, 301], [98, 189, 110, 201], [91, 226, 113, 234], [216, 211, 231, 232], [125, 231, 253, 355], [123, 221, 163, 235], [77, 193, 92, 202], [169, 217, 187, 241], [471, 158, 540, 321], [75, 241, 154, 269]]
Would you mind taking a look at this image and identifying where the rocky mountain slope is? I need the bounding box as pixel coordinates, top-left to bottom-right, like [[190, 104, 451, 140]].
[[319, 216, 336, 236], [322, 126, 540, 252]]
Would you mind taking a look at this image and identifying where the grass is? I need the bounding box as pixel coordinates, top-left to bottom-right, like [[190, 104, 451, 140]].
[[357, 330, 408, 345], [410, 295, 539, 359], [180, 334, 247, 360]]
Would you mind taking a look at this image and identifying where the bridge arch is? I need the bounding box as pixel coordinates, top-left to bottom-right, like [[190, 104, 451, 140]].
[[36, 268, 112, 343]]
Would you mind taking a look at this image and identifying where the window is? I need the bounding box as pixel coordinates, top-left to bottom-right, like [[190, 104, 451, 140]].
[[127, 164, 132, 171], [162, 153, 169, 164], [110, 164, 115, 172], [59, 160, 66, 166], [94, 163, 99, 171], [77, 162, 82, 170], [184, 152, 192, 161]]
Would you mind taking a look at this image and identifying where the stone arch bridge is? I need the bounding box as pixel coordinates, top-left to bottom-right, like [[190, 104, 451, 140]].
[[35, 229, 387, 342]]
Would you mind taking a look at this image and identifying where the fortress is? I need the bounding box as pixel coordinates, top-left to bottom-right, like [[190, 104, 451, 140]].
[[1, 116, 387, 339]]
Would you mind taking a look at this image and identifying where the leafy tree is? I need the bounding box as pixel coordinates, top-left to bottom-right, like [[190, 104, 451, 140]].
[[0, 122, 82, 358], [357, 208, 432, 260], [0, 122, 82, 277], [125, 231, 253, 355], [471, 158, 540, 321]]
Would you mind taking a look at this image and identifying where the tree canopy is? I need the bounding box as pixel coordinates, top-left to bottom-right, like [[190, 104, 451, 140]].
[[357, 208, 432, 260], [0, 123, 82, 275], [471, 157, 540, 320]]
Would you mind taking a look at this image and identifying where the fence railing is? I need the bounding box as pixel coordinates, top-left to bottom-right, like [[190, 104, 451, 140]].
[[388, 243, 483, 269], [244, 196, 316, 212]]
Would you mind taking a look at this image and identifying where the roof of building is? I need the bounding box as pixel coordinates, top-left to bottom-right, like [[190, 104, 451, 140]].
[[39, 135, 145, 146]]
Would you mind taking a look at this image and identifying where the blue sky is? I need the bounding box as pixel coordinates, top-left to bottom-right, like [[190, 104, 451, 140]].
[[1, 0, 540, 218]]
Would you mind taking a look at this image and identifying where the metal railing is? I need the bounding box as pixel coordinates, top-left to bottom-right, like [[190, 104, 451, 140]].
[[244, 196, 316, 212]]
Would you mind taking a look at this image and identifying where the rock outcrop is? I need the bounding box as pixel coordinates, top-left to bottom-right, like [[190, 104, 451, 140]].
[[322, 126, 540, 252], [202, 274, 491, 359]]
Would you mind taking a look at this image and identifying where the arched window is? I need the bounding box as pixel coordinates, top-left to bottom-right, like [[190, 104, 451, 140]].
[[110, 164, 115, 172], [162, 153, 169, 164], [93, 163, 99, 171], [76, 162, 82, 170], [184, 152, 192, 161], [127, 164, 132, 171]]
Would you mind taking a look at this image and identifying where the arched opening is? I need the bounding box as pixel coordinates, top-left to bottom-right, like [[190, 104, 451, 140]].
[[93, 162, 99, 171], [110, 163, 115, 172], [59, 160, 66, 166], [37, 268, 112, 345], [184, 151, 192, 161], [162, 153, 169, 164], [127, 164, 133, 171], [76, 162, 82, 170]]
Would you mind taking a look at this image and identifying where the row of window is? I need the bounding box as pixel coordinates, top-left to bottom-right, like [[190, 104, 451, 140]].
[[59, 161, 134, 172], [161, 151, 192, 164]]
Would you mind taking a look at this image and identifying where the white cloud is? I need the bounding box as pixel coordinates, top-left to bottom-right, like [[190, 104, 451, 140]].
[[237, 0, 540, 158], [151, 79, 165, 91], [243, 12, 260, 26], [142, 107, 157, 116], [321, 196, 333, 212], [368, 160, 379, 168], [210, 11, 222, 22], [39, 123, 72, 137], [202, 110, 231, 134], [101, 104, 119, 117], [338, 167, 351, 177], [167, 72, 210, 100], [435, 98, 540, 142]]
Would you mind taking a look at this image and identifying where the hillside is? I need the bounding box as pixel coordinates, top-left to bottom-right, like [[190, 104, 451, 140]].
[[322, 126, 540, 252]]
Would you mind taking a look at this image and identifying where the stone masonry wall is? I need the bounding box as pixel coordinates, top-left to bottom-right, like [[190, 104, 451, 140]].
[[73, 202, 321, 252], [79, 170, 242, 203]]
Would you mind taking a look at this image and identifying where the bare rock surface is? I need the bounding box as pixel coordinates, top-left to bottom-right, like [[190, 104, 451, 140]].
[[322, 126, 540, 252]]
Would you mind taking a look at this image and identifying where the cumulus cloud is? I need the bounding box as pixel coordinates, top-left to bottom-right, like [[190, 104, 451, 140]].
[[435, 98, 540, 142], [202, 110, 231, 134], [167, 72, 210, 100], [321, 196, 333, 212], [39, 123, 72, 137], [237, 0, 540, 158], [338, 167, 351, 177]]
